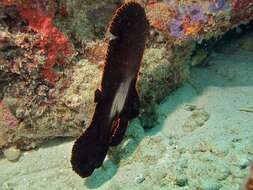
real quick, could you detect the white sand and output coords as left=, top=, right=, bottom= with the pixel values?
left=1, top=34, right=253, bottom=190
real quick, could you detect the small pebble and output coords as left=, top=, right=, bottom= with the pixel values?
left=238, top=156, right=251, bottom=169
left=217, top=165, right=231, bottom=180
left=175, top=175, right=188, bottom=187
left=3, top=147, right=21, bottom=161
left=135, top=174, right=145, bottom=184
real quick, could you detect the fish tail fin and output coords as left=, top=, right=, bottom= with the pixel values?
left=71, top=126, right=108, bottom=178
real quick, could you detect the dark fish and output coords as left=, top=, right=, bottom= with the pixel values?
left=71, top=1, right=149, bottom=178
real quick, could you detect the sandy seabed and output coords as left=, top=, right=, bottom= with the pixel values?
left=1, top=31, right=253, bottom=190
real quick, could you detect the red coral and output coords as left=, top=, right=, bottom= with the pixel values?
left=147, top=0, right=157, bottom=8
left=1, top=0, right=73, bottom=84
left=152, top=20, right=164, bottom=30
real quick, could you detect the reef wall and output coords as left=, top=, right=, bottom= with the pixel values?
left=0, top=0, right=252, bottom=151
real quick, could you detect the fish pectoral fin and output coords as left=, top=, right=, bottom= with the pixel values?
left=94, top=88, right=102, bottom=103
left=109, top=116, right=129, bottom=146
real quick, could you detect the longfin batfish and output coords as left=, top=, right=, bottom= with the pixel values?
left=71, top=1, right=149, bottom=178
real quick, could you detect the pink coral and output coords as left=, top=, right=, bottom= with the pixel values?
left=0, top=102, right=18, bottom=128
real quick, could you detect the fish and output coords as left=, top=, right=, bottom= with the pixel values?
left=71, top=1, right=149, bottom=178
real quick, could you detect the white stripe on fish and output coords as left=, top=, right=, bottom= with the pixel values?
left=109, top=77, right=132, bottom=120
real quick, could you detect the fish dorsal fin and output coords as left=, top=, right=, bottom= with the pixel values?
left=109, top=2, right=148, bottom=36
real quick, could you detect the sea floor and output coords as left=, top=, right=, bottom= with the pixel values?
left=1, top=31, right=253, bottom=190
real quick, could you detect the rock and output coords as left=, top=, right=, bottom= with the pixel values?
left=175, top=175, right=188, bottom=187
left=238, top=155, right=251, bottom=169
left=183, top=109, right=210, bottom=130
left=3, top=147, right=21, bottom=161
left=135, top=174, right=145, bottom=184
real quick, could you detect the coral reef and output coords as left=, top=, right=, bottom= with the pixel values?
left=0, top=1, right=80, bottom=150
left=0, top=0, right=252, bottom=151
left=63, top=0, right=118, bottom=41
left=147, top=0, right=253, bottom=42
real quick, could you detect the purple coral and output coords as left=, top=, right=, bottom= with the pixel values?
left=208, top=0, right=228, bottom=12
left=168, top=3, right=207, bottom=38
left=169, top=16, right=185, bottom=38
left=186, top=4, right=208, bottom=23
